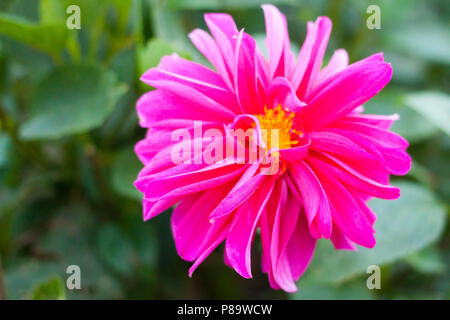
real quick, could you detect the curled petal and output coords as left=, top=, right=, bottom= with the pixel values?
left=267, top=77, right=306, bottom=112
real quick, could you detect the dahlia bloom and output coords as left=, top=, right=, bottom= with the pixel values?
left=135, top=4, right=411, bottom=292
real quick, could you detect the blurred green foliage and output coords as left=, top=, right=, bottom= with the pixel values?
left=0, top=0, right=448, bottom=300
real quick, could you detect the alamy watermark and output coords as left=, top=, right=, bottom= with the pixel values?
left=66, top=265, right=81, bottom=290
left=366, top=5, right=381, bottom=30
left=66, top=5, right=81, bottom=30
left=366, top=265, right=381, bottom=290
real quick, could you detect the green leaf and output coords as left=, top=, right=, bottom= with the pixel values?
left=405, top=246, right=446, bottom=275
left=108, top=0, right=133, bottom=32
left=5, top=262, right=60, bottom=299
left=0, top=0, right=14, bottom=11
left=111, top=146, right=143, bottom=201
left=300, top=182, right=446, bottom=285
left=19, top=64, right=127, bottom=140
left=126, top=219, right=159, bottom=271
left=38, top=205, right=123, bottom=299
left=0, top=13, right=68, bottom=60
left=291, top=279, right=372, bottom=300
left=149, top=0, right=199, bottom=60
left=388, top=23, right=450, bottom=65
left=5, top=0, right=39, bottom=22
left=384, top=52, right=425, bottom=85
left=0, top=133, right=12, bottom=167
left=111, top=45, right=137, bottom=84
left=95, top=223, right=135, bottom=275
left=39, top=0, right=66, bottom=25
left=404, top=91, right=450, bottom=136
left=0, top=36, right=54, bottom=80
left=30, top=275, right=66, bottom=300
left=150, top=0, right=187, bottom=47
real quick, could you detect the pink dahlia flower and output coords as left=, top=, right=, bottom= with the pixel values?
left=135, top=4, right=411, bottom=292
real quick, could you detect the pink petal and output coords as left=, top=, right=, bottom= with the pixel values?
left=172, top=185, right=231, bottom=261
left=291, top=17, right=332, bottom=99
left=204, top=13, right=239, bottom=79
left=330, top=223, right=357, bottom=250
left=266, top=77, right=306, bottom=112
left=188, top=214, right=232, bottom=277
left=305, top=53, right=385, bottom=102
left=225, top=176, right=276, bottom=278
left=270, top=180, right=301, bottom=291
left=343, top=113, right=399, bottom=130
left=326, top=127, right=411, bottom=176
left=278, top=138, right=311, bottom=161
left=142, top=196, right=180, bottom=221
left=309, top=162, right=376, bottom=248
left=262, top=4, right=291, bottom=79
left=300, top=61, right=393, bottom=131
left=140, top=161, right=245, bottom=201
left=259, top=205, right=280, bottom=290
left=285, top=211, right=317, bottom=280
left=289, top=161, right=332, bottom=239
left=309, top=130, right=384, bottom=170
left=314, top=48, right=349, bottom=86
left=350, top=188, right=377, bottom=225
left=142, top=54, right=240, bottom=113
left=209, top=163, right=262, bottom=220
left=332, top=120, right=408, bottom=149
left=189, top=29, right=234, bottom=90
left=136, top=89, right=234, bottom=127
left=308, top=152, right=400, bottom=200
left=234, top=30, right=262, bottom=114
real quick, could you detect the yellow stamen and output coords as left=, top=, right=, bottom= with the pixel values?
left=255, top=105, right=302, bottom=151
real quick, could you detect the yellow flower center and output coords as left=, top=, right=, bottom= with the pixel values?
left=255, top=105, right=302, bottom=151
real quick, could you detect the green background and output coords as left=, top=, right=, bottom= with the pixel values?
left=0, top=0, right=449, bottom=299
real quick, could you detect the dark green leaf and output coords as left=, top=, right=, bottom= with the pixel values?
left=111, top=146, right=142, bottom=201
left=20, top=64, right=127, bottom=140
left=38, top=205, right=123, bottom=299
left=95, top=223, right=135, bottom=275
left=0, top=133, right=12, bottom=167
left=405, top=246, right=446, bottom=275
left=291, top=279, right=372, bottom=300
left=0, top=13, right=68, bottom=59
left=5, top=262, right=60, bottom=299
